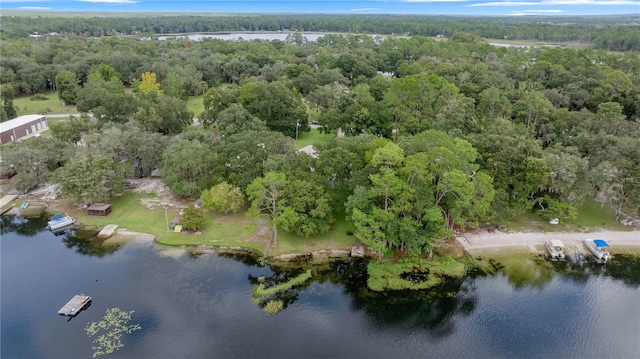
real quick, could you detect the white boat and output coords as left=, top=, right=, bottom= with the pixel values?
left=583, top=239, right=611, bottom=262
left=47, top=215, right=76, bottom=231
left=545, top=239, right=565, bottom=259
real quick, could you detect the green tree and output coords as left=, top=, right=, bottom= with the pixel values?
left=201, top=182, right=245, bottom=214
left=51, top=148, right=129, bottom=204
left=55, top=70, right=79, bottom=105
left=133, top=95, right=193, bottom=135
left=49, top=116, right=93, bottom=145
left=76, top=77, right=136, bottom=124
left=181, top=204, right=206, bottom=231
left=277, top=179, right=334, bottom=237
left=200, top=85, right=240, bottom=129
left=87, top=63, right=121, bottom=83
left=0, top=84, right=18, bottom=121
left=213, top=130, right=294, bottom=190
left=1, top=137, right=71, bottom=192
left=346, top=142, right=419, bottom=258
left=216, top=104, right=268, bottom=137
left=161, top=138, right=216, bottom=198
left=239, top=79, right=309, bottom=137
left=247, top=172, right=287, bottom=246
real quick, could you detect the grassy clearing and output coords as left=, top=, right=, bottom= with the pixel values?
left=295, top=128, right=327, bottom=150
left=186, top=95, right=204, bottom=117
left=566, top=198, right=627, bottom=230
left=497, top=198, right=630, bottom=233
left=14, top=91, right=77, bottom=116
left=272, top=218, right=355, bottom=256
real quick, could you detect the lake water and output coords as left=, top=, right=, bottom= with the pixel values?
left=157, top=33, right=328, bottom=41
left=2, top=215, right=639, bottom=358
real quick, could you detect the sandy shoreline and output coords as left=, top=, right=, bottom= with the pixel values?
left=457, top=229, right=640, bottom=255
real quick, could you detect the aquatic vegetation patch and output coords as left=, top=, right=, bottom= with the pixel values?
left=263, top=300, right=285, bottom=315
left=367, top=256, right=466, bottom=291
left=85, top=307, right=142, bottom=357
left=253, top=269, right=313, bottom=297
left=251, top=269, right=313, bottom=314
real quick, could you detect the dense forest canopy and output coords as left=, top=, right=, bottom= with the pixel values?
left=1, top=14, right=639, bottom=258
left=1, top=13, right=639, bottom=51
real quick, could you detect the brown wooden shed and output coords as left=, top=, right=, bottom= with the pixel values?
left=87, top=203, right=112, bottom=216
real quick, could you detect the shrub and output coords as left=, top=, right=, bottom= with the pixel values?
left=29, top=94, right=49, bottom=101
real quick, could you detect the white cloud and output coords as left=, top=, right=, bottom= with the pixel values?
left=511, top=9, right=564, bottom=14
left=400, top=0, right=471, bottom=2
left=78, top=0, right=138, bottom=4
left=351, top=8, right=379, bottom=11
left=470, top=1, right=536, bottom=5
left=471, top=0, right=640, bottom=6
left=19, top=6, right=52, bottom=10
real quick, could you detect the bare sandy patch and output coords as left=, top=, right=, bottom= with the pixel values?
left=457, top=229, right=640, bottom=255
left=128, top=178, right=189, bottom=210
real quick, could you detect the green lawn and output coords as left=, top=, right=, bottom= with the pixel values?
left=14, top=91, right=77, bottom=116
left=58, top=191, right=355, bottom=257
left=64, top=192, right=264, bottom=251
left=274, top=218, right=356, bottom=255
left=14, top=90, right=204, bottom=118
left=186, top=95, right=204, bottom=117
left=295, top=128, right=327, bottom=150
left=498, top=198, right=630, bottom=232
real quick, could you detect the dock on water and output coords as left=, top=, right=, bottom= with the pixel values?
left=58, top=295, right=91, bottom=316
left=97, top=224, right=118, bottom=239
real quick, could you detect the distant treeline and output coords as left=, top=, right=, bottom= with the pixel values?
left=1, top=13, right=639, bottom=51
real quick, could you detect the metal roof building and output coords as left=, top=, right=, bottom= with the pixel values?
left=0, top=115, right=48, bottom=145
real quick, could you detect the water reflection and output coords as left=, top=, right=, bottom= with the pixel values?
left=475, top=251, right=640, bottom=290
left=479, top=255, right=555, bottom=288
left=2, top=219, right=640, bottom=358
left=0, top=214, right=47, bottom=236
left=255, top=257, right=477, bottom=337
left=554, top=253, right=640, bottom=287
left=60, top=227, right=119, bottom=257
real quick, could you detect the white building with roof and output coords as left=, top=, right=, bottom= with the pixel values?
left=0, top=115, right=48, bottom=145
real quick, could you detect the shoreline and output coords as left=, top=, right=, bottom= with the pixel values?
left=457, top=229, right=640, bottom=256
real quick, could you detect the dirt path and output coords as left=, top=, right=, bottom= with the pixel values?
left=457, top=229, right=640, bottom=254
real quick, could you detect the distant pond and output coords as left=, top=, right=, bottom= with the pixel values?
left=1, top=214, right=639, bottom=358
left=157, top=32, right=329, bottom=41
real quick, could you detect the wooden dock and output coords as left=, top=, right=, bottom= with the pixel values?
left=58, top=295, right=91, bottom=316
left=97, top=224, right=118, bottom=239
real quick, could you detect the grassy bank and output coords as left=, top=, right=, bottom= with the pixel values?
left=51, top=190, right=355, bottom=257
left=497, top=198, right=630, bottom=233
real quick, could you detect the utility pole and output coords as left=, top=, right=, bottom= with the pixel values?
left=164, top=206, right=169, bottom=231
left=296, top=121, right=300, bottom=141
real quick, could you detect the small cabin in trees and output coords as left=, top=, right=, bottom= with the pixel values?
left=0, top=115, right=48, bottom=145
left=87, top=203, right=112, bottom=216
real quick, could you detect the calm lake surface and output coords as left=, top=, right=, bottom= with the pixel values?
left=2, top=215, right=639, bottom=359
left=157, top=33, right=329, bottom=41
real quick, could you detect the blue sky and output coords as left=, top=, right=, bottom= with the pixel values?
left=2, top=0, right=639, bottom=16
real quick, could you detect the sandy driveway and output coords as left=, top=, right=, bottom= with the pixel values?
left=457, top=229, right=640, bottom=254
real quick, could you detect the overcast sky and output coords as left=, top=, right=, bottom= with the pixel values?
left=2, top=0, right=639, bottom=16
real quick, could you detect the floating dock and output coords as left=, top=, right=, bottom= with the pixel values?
left=58, top=295, right=91, bottom=316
